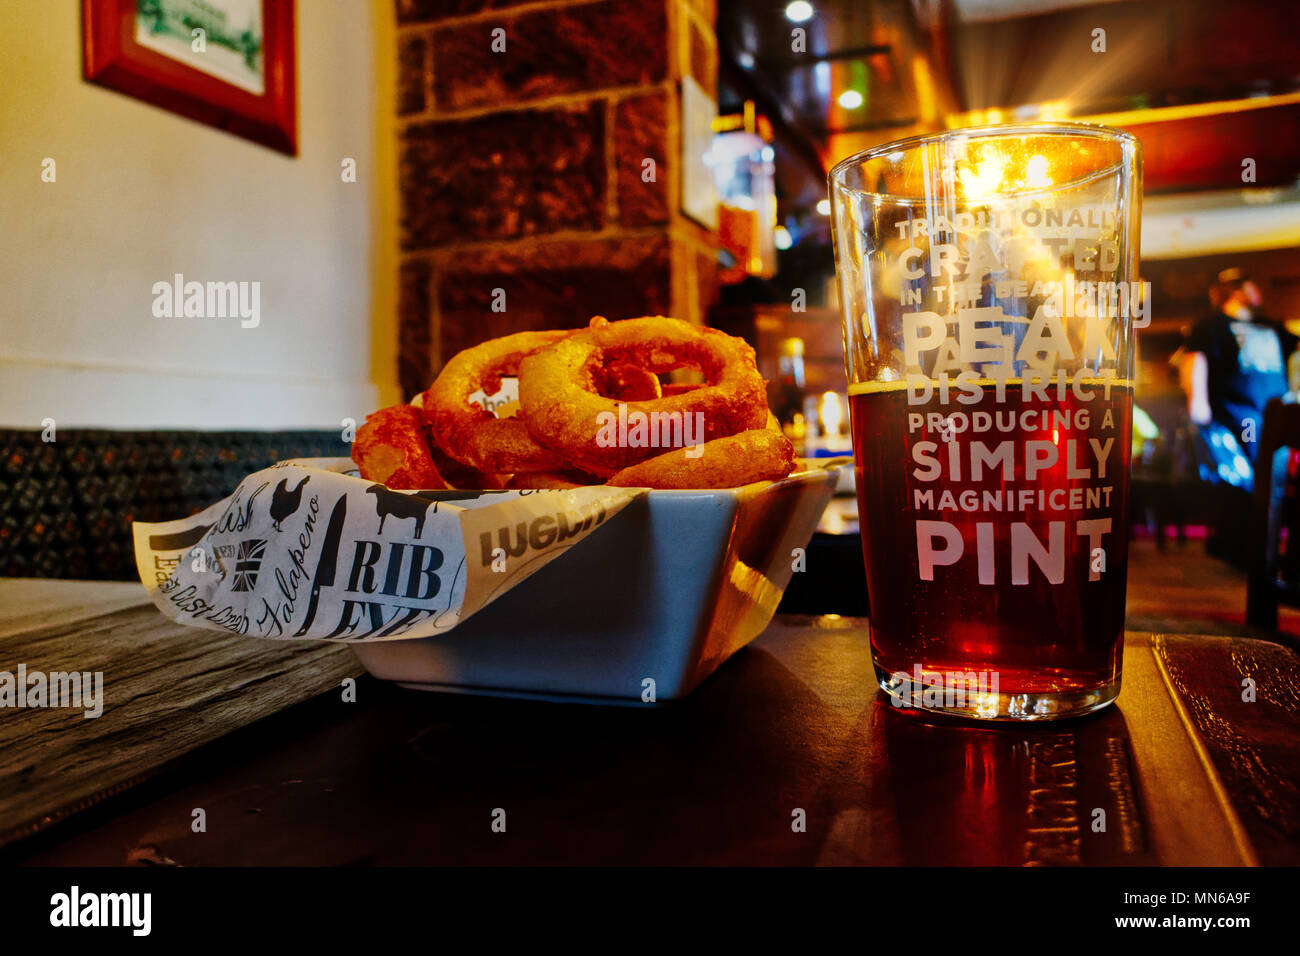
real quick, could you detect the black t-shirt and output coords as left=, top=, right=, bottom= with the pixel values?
left=1185, top=311, right=1296, bottom=434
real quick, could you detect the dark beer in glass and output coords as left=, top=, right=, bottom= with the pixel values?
left=830, top=124, right=1143, bottom=718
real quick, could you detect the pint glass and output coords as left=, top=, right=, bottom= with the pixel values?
left=829, top=123, right=1142, bottom=719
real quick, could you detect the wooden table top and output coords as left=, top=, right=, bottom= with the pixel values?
left=0, top=579, right=361, bottom=849
left=3, top=578, right=1297, bottom=866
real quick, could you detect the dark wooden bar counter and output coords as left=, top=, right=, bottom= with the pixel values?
left=2, top=574, right=1297, bottom=867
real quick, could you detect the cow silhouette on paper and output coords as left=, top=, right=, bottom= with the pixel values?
left=366, top=483, right=435, bottom=538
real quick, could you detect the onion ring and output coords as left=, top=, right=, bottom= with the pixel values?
left=351, top=405, right=447, bottom=490
left=606, top=428, right=795, bottom=489
left=421, top=329, right=572, bottom=473
left=601, top=363, right=662, bottom=401
left=518, top=316, right=768, bottom=475
left=428, top=442, right=509, bottom=490
left=505, top=470, right=597, bottom=490
left=590, top=317, right=664, bottom=401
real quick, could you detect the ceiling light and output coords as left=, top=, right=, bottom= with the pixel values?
left=816, top=198, right=831, bottom=216
left=785, top=2, right=814, bottom=23
left=837, top=90, right=864, bottom=110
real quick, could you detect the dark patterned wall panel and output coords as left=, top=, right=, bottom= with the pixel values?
left=0, top=430, right=350, bottom=582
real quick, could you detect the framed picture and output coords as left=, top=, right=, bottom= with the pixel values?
left=83, top=0, right=297, bottom=156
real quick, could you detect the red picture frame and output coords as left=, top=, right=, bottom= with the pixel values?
left=83, top=0, right=297, bottom=156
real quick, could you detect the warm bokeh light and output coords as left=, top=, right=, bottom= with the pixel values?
left=819, top=391, right=844, bottom=436
left=1025, top=154, right=1052, bottom=188
left=784, top=1, right=813, bottom=23
left=774, top=225, right=793, bottom=250
left=838, top=89, right=864, bottom=110
left=957, top=150, right=1007, bottom=199
left=910, top=54, right=940, bottom=125
left=816, top=198, right=831, bottom=215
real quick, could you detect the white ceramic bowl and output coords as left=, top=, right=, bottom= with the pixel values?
left=351, top=463, right=842, bottom=703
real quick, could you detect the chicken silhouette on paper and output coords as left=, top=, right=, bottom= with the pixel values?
left=269, top=476, right=310, bottom=531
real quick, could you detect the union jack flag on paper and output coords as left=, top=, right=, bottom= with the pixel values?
left=231, top=538, right=268, bottom=592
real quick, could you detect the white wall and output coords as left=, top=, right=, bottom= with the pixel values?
left=0, top=0, right=399, bottom=429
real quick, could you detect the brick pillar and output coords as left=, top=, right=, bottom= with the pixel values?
left=394, top=0, right=719, bottom=398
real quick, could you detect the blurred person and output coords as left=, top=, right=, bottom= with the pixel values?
left=1179, top=268, right=1295, bottom=563
left=1181, top=268, right=1293, bottom=456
